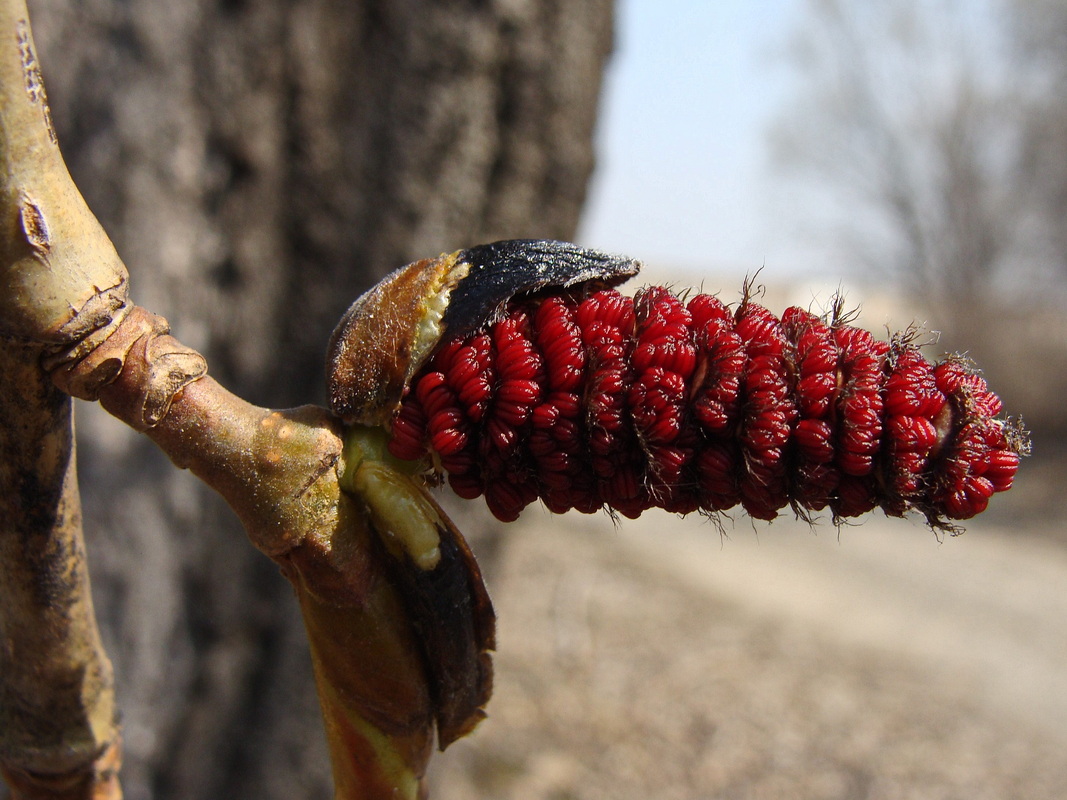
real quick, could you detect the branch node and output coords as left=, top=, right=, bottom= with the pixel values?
left=49, top=306, right=207, bottom=429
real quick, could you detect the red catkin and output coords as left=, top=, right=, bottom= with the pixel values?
left=387, top=287, right=1026, bottom=526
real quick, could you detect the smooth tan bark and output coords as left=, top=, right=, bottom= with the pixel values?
left=0, top=348, right=121, bottom=800
left=0, top=2, right=122, bottom=793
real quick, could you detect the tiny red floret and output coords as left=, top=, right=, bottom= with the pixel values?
left=388, top=287, right=1025, bottom=526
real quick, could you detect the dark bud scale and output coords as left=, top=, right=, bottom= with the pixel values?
left=388, top=286, right=1025, bottom=526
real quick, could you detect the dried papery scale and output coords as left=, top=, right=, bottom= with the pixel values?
left=385, top=282, right=1026, bottom=529
left=327, top=240, right=641, bottom=426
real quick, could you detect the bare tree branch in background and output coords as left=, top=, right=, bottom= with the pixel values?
left=1011, top=0, right=1067, bottom=281
left=771, top=0, right=1066, bottom=329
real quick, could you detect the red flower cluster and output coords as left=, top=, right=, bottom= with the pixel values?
left=388, top=286, right=1024, bottom=525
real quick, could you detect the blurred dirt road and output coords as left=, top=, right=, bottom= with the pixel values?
left=432, top=507, right=1067, bottom=799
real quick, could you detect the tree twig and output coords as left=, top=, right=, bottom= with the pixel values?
left=0, top=0, right=123, bottom=795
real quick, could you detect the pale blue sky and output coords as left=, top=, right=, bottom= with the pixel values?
left=580, top=0, right=820, bottom=280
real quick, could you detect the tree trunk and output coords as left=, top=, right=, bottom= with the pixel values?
left=26, top=1, right=614, bottom=797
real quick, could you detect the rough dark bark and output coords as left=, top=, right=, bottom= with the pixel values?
left=25, top=1, right=614, bottom=798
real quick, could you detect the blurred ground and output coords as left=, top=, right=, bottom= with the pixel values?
left=429, top=496, right=1067, bottom=799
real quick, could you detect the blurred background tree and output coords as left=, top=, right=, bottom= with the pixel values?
left=1012, top=0, right=1067, bottom=284
left=771, top=0, right=1067, bottom=444
left=27, top=1, right=613, bottom=797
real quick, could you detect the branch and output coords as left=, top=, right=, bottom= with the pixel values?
left=0, top=348, right=121, bottom=799
left=0, top=0, right=123, bottom=794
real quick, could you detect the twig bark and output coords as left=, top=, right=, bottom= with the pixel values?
left=0, top=349, right=120, bottom=799
left=0, top=0, right=123, bottom=796
left=47, top=304, right=440, bottom=798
